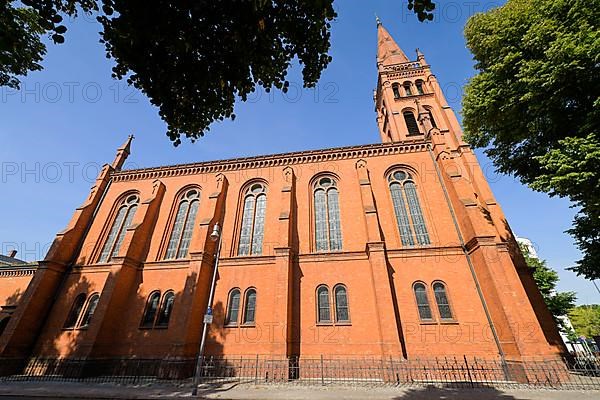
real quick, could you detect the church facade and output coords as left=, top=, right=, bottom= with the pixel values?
left=0, top=23, right=565, bottom=368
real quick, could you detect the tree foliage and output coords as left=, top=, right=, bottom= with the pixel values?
left=568, top=305, right=600, bottom=338
left=463, top=0, right=600, bottom=279
left=520, top=243, right=576, bottom=329
left=1, top=0, right=435, bottom=145
left=531, top=134, right=600, bottom=279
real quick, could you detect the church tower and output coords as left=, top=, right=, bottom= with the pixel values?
left=374, top=19, right=459, bottom=146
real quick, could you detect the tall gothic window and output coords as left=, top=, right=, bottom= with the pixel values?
left=317, top=285, right=331, bottom=323
left=392, top=83, right=401, bottom=99
left=243, top=289, right=257, bottom=324
left=388, top=170, right=430, bottom=246
left=413, top=283, right=433, bottom=320
left=403, top=111, right=421, bottom=136
left=238, top=183, right=267, bottom=256
left=165, top=188, right=201, bottom=259
left=334, top=285, right=350, bottom=322
left=63, top=293, right=87, bottom=329
left=99, top=194, right=139, bottom=263
left=424, top=107, right=437, bottom=128
left=313, top=177, right=342, bottom=252
left=141, top=291, right=161, bottom=328
left=79, top=293, right=100, bottom=329
left=226, top=289, right=241, bottom=325
left=403, top=82, right=413, bottom=96
left=433, top=282, right=453, bottom=320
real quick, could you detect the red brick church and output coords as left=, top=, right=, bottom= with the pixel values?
left=0, top=22, right=566, bottom=371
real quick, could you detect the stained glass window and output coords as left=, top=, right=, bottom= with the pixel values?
left=165, top=189, right=200, bottom=259
left=79, top=294, right=99, bottom=328
left=388, top=171, right=430, bottom=247
left=238, top=184, right=267, bottom=256
left=156, top=291, right=175, bottom=327
left=64, top=293, right=86, bottom=329
left=414, top=283, right=433, bottom=320
left=141, top=291, right=161, bottom=328
left=314, top=177, right=343, bottom=252
left=99, top=194, right=139, bottom=263
left=317, top=286, right=331, bottom=322
left=334, top=285, right=349, bottom=322
left=226, top=289, right=241, bottom=325
left=433, top=282, right=453, bottom=320
left=243, top=289, right=257, bottom=324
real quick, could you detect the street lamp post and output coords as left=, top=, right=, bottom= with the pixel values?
left=191, top=222, right=222, bottom=396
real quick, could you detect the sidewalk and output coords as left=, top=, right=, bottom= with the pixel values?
left=1, top=381, right=599, bottom=399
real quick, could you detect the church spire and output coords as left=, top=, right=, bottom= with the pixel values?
left=111, top=134, right=134, bottom=171
left=377, top=20, right=409, bottom=66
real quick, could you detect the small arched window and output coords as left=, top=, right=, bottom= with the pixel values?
left=388, top=170, right=430, bottom=246
left=413, top=283, right=433, bottom=321
left=316, top=285, right=331, bottom=323
left=238, top=183, right=267, bottom=256
left=156, top=291, right=175, bottom=327
left=433, top=282, right=453, bottom=320
left=64, top=293, right=87, bottom=329
left=392, top=83, right=401, bottom=99
left=165, top=188, right=201, bottom=259
left=141, top=291, right=161, bottom=328
left=99, top=194, right=139, bottom=263
left=79, top=293, right=100, bottom=329
left=403, top=111, right=421, bottom=136
left=415, top=80, right=425, bottom=95
left=313, top=177, right=343, bottom=252
left=334, top=285, right=350, bottom=322
left=243, top=289, right=257, bottom=324
left=226, top=289, right=241, bottom=325
left=0, top=317, right=10, bottom=336
left=404, top=82, right=413, bottom=96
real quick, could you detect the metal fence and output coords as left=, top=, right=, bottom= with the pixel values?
left=1, top=354, right=599, bottom=390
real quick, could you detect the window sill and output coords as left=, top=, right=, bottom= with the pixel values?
left=334, top=322, right=352, bottom=326
left=406, top=133, right=424, bottom=137
left=419, top=320, right=438, bottom=325
left=240, top=323, right=256, bottom=328
left=139, top=326, right=154, bottom=330
left=440, top=320, right=459, bottom=325
left=224, top=324, right=238, bottom=328
left=316, top=322, right=333, bottom=326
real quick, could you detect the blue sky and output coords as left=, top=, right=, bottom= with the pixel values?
left=0, top=0, right=597, bottom=304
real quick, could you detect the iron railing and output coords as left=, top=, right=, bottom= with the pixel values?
left=1, top=355, right=599, bottom=389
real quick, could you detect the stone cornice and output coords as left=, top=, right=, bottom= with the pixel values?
left=111, top=140, right=429, bottom=183
left=0, top=264, right=37, bottom=277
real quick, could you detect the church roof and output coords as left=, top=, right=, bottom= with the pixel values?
left=0, top=254, right=27, bottom=266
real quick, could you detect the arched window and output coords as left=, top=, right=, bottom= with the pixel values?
left=243, top=289, right=257, bottom=324
left=238, top=183, right=267, bottom=256
left=226, top=289, right=241, bottom=325
left=415, top=80, right=425, bottom=95
left=99, top=194, right=139, bottom=263
left=63, top=293, right=87, bottom=329
left=403, top=111, right=421, bottom=136
left=156, top=291, right=175, bottom=327
left=413, top=283, right=433, bottom=320
left=313, top=177, right=342, bottom=252
left=0, top=317, right=10, bottom=336
left=334, top=285, right=350, bottom=322
left=141, top=291, right=161, bottom=328
left=316, top=285, right=331, bottom=323
left=388, top=170, right=430, bottom=246
left=79, top=293, right=100, bottom=329
left=403, top=82, right=413, bottom=96
left=165, top=188, right=201, bottom=259
left=392, top=83, right=401, bottom=99
left=433, top=282, right=453, bottom=320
